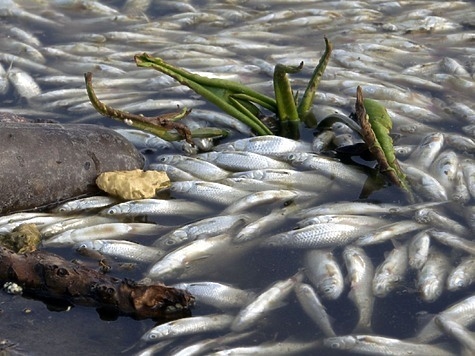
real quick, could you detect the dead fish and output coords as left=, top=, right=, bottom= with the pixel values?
left=214, top=135, right=311, bottom=156
left=447, top=255, right=475, bottom=292
left=414, top=295, right=475, bottom=343
left=171, top=281, right=255, bottom=310
left=263, top=222, right=369, bottom=249
left=416, top=246, right=451, bottom=303
left=7, top=67, right=41, bottom=99
left=170, top=181, right=249, bottom=206
left=343, top=245, right=375, bottom=333
left=296, top=283, right=337, bottom=339
left=303, top=249, right=345, bottom=300
left=198, top=151, right=292, bottom=171
left=372, top=241, right=409, bottom=298
left=146, top=234, right=232, bottom=280
left=231, top=271, right=303, bottom=332
left=141, top=314, right=234, bottom=342
left=154, top=214, right=248, bottom=249
left=44, top=222, right=163, bottom=246
left=435, top=315, right=475, bottom=356
left=76, top=239, right=163, bottom=263
left=323, top=334, right=454, bottom=355
left=101, top=199, right=213, bottom=217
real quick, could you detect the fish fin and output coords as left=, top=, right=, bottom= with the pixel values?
left=390, top=238, right=402, bottom=249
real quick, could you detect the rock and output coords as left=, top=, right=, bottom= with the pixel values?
left=0, top=122, right=144, bottom=214
left=96, top=169, right=170, bottom=200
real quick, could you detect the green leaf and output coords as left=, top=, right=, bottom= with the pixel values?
left=355, top=86, right=413, bottom=199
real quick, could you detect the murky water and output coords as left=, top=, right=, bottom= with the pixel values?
left=0, top=0, right=474, bottom=355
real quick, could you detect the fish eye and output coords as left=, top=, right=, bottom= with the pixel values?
left=166, top=239, right=175, bottom=246
left=149, top=334, right=157, bottom=340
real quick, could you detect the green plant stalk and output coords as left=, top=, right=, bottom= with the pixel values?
left=273, top=62, right=303, bottom=139
left=135, top=53, right=274, bottom=135
left=298, top=37, right=333, bottom=127
left=85, top=72, right=193, bottom=141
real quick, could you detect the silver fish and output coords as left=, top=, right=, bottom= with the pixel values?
left=303, top=249, right=345, bottom=300
left=297, top=214, right=386, bottom=229
left=0, top=212, right=51, bottom=226
left=155, top=154, right=230, bottom=181
left=148, top=163, right=199, bottom=181
left=171, top=281, right=255, bottom=310
left=435, top=316, right=475, bottom=356
left=76, top=239, right=163, bottom=263
left=222, top=189, right=299, bottom=214
left=430, top=150, right=459, bottom=193
left=44, top=223, right=162, bottom=246
left=399, top=162, right=448, bottom=202
left=406, top=132, right=444, bottom=170
left=408, top=229, right=432, bottom=270
left=40, top=215, right=116, bottom=238
left=231, top=272, right=303, bottom=332
left=230, top=169, right=333, bottom=192
left=414, top=295, right=475, bottom=343
left=263, top=222, right=369, bottom=249
left=429, top=230, right=475, bottom=255
left=417, top=246, right=451, bottom=303
left=323, top=334, right=454, bottom=355
left=295, top=282, right=337, bottom=337
left=52, top=196, right=119, bottom=214
left=7, top=67, right=41, bottom=99
left=101, top=199, right=213, bottom=217
left=280, top=152, right=368, bottom=187
left=170, top=181, right=249, bottom=206
left=154, top=214, right=248, bottom=249
left=452, top=169, right=471, bottom=203
left=460, top=159, right=475, bottom=199
left=447, top=255, right=475, bottom=292
left=219, top=177, right=284, bottom=192
left=146, top=234, right=231, bottom=280
left=198, top=151, right=291, bottom=171
left=343, top=245, right=375, bottom=333
left=0, top=215, right=67, bottom=235
left=233, top=201, right=304, bottom=244
left=415, top=208, right=470, bottom=237
left=141, top=314, right=234, bottom=343
left=373, top=242, right=409, bottom=297
left=114, top=128, right=174, bottom=150
left=355, top=221, right=425, bottom=246
left=214, top=136, right=311, bottom=156
left=312, top=130, right=335, bottom=153
left=211, top=339, right=321, bottom=355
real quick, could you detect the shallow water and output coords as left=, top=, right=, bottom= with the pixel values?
left=0, top=0, right=474, bottom=355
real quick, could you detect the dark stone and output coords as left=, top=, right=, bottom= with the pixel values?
left=0, top=122, right=144, bottom=214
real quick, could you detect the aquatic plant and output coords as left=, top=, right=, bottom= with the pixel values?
left=85, top=38, right=411, bottom=197
left=134, top=37, right=332, bottom=140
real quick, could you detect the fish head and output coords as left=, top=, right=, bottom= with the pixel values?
left=323, top=335, right=356, bottom=350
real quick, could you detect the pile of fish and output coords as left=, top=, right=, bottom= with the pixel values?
left=0, top=0, right=474, bottom=355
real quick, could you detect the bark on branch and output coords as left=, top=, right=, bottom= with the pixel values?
left=0, top=247, right=194, bottom=320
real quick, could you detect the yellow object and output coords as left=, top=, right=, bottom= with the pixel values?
left=96, top=169, right=170, bottom=200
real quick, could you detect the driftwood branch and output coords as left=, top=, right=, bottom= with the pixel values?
left=0, top=247, right=194, bottom=320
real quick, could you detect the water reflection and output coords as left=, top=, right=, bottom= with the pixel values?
left=0, top=0, right=474, bottom=355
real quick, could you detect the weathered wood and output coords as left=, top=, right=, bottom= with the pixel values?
left=0, top=246, right=194, bottom=320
